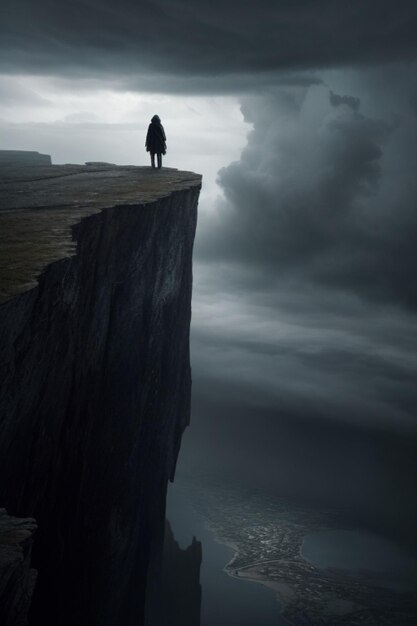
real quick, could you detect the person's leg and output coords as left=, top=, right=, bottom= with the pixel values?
left=157, top=153, right=162, bottom=168
left=151, top=153, right=156, bottom=168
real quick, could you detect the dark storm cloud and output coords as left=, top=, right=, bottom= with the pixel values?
left=197, top=80, right=417, bottom=309
left=1, top=0, right=417, bottom=89
left=114, top=71, right=322, bottom=95
left=329, top=90, right=360, bottom=111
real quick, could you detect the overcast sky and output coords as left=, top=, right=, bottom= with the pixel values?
left=2, top=0, right=417, bottom=547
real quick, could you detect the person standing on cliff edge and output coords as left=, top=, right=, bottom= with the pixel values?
left=145, top=114, right=167, bottom=169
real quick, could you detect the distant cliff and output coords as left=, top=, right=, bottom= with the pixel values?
left=0, top=150, right=52, bottom=166
left=0, top=165, right=201, bottom=625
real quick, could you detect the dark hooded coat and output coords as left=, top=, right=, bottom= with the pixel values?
left=145, top=116, right=167, bottom=155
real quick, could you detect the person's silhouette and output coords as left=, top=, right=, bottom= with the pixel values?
left=145, top=115, right=167, bottom=168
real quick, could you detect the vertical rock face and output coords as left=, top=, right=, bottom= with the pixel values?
left=0, top=166, right=201, bottom=625
left=0, top=509, right=37, bottom=626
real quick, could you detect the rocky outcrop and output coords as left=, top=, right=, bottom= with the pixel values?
left=0, top=165, right=201, bottom=625
left=0, top=509, right=37, bottom=626
left=160, top=522, right=202, bottom=626
left=0, top=150, right=52, bottom=166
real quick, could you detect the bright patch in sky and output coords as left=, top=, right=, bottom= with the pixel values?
left=0, top=74, right=249, bottom=209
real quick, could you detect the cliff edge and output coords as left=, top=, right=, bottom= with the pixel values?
left=0, top=164, right=201, bottom=625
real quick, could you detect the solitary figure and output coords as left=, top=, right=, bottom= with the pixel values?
left=145, top=114, right=167, bottom=168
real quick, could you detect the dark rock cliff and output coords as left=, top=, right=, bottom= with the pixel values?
left=0, top=165, right=201, bottom=625
left=0, top=150, right=52, bottom=166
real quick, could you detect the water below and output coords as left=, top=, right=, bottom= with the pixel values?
left=167, top=476, right=417, bottom=624
left=302, top=528, right=417, bottom=591
left=167, top=481, right=285, bottom=626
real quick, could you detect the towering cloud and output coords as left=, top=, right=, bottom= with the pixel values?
left=199, top=79, right=417, bottom=308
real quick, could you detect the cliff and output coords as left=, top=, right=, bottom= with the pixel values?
left=0, top=164, right=201, bottom=625
left=0, top=151, right=52, bottom=166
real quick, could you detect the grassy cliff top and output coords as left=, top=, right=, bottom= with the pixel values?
left=0, top=164, right=201, bottom=304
